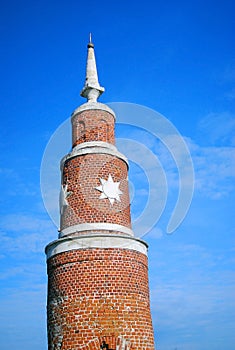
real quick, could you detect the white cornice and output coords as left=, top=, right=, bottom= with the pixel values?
left=71, top=102, right=116, bottom=120
left=60, top=141, right=128, bottom=169
left=74, top=141, right=117, bottom=152
left=45, top=234, right=148, bottom=259
left=59, top=223, right=134, bottom=238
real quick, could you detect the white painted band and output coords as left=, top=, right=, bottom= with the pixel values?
left=60, top=142, right=128, bottom=169
left=71, top=102, right=116, bottom=120
left=73, top=141, right=117, bottom=152
left=45, top=234, right=148, bottom=259
left=59, top=223, right=134, bottom=238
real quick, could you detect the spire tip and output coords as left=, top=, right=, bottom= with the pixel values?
left=81, top=35, right=104, bottom=102
left=88, top=33, right=94, bottom=48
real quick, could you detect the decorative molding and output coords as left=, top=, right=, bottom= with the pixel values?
left=45, top=234, right=148, bottom=259
left=59, top=223, right=134, bottom=238
left=73, top=141, right=117, bottom=152
left=71, top=102, right=116, bottom=120
left=60, top=142, right=128, bottom=169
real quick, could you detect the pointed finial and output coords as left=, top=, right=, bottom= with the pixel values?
left=88, top=32, right=94, bottom=48
left=80, top=35, right=104, bottom=102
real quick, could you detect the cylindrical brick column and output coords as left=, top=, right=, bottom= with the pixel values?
left=46, top=101, right=155, bottom=349
left=59, top=103, right=132, bottom=238
left=71, top=106, right=115, bottom=147
left=46, top=248, right=155, bottom=349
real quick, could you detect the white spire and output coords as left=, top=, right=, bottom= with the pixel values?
left=80, top=34, right=104, bottom=102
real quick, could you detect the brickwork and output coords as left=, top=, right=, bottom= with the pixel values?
left=46, top=41, right=155, bottom=350
left=72, top=109, right=115, bottom=147
left=47, top=248, right=155, bottom=349
left=60, top=153, right=131, bottom=232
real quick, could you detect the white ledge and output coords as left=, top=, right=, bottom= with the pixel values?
left=45, top=234, right=148, bottom=259
left=60, top=142, right=128, bottom=169
left=59, top=223, right=134, bottom=238
left=71, top=102, right=116, bottom=120
left=73, top=141, right=117, bottom=152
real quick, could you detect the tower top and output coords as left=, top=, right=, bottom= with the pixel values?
left=80, top=35, right=105, bottom=102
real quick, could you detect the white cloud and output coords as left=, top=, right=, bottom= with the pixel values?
left=145, top=226, right=163, bottom=239
left=1, top=214, right=51, bottom=232
left=197, top=112, right=235, bottom=146
left=149, top=243, right=235, bottom=349
left=189, top=143, right=235, bottom=199
left=0, top=214, right=56, bottom=254
left=0, top=266, right=24, bottom=280
left=0, top=167, right=38, bottom=197
left=123, top=126, right=234, bottom=202
left=0, top=285, right=47, bottom=350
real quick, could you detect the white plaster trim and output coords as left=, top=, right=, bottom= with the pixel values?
left=45, top=235, right=148, bottom=259
left=60, top=144, right=128, bottom=169
left=71, top=102, right=116, bottom=120
left=59, top=223, right=134, bottom=238
left=73, top=141, right=117, bottom=152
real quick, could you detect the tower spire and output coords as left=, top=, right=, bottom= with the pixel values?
left=80, top=34, right=104, bottom=102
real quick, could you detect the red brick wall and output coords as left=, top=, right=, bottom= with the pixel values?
left=47, top=248, right=155, bottom=349
left=47, top=106, right=155, bottom=349
left=60, top=153, right=131, bottom=231
left=72, top=109, right=115, bottom=147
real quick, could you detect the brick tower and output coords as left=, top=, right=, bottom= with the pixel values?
left=45, top=37, right=155, bottom=350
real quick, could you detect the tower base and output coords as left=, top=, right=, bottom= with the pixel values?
left=46, top=235, right=155, bottom=349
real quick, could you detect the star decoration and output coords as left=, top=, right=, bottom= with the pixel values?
left=95, top=174, right=123, bottom=205
left=59, top=184, right=73, bottom=215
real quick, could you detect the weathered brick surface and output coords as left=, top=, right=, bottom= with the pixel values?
left=47, top=248, right=155, bottom=349
left=47, top=104, right=155, bottom=349
left=72, top=109, right=115, bottom=147
left=60, top=153, right=131, bottom=231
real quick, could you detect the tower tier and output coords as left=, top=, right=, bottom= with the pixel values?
left=47, top=248, right=155, bottom=349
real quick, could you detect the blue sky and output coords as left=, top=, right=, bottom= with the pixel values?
left=0, top=0, right=234, bottom=349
